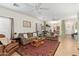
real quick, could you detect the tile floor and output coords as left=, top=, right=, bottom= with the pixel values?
left=11, top=36, right=79, bottom=56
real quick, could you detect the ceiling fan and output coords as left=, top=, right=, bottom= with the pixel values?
left=12, top=3, right=49, bottom=16
left=32, top=3, right=49, bottom=15
left=24, top=3, right=49, bottom=15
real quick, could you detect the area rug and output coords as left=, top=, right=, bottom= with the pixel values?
left=17, top=40, right=60, bottom=56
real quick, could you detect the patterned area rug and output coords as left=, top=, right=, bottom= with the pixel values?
left=17, top=40, right=60, bottom=56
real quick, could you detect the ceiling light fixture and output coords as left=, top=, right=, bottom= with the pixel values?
left=13, top=3, right=19, bottom=7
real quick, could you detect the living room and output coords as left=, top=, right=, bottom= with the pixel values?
left=0, top=3, right=79, bottom=56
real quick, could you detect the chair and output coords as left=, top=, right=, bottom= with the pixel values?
left=0, top=40, right=19, bottom=56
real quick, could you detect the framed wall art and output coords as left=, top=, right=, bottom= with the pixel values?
left=23, top=20, right=31, bottom=28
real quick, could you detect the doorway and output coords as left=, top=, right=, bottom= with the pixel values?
left=65, top=19, right=77, bottom=38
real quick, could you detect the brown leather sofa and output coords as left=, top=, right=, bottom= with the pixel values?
left=0, top=41, right=19, bottom=56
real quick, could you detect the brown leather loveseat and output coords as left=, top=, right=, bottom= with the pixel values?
left=0, top=41, right=19, bottom=56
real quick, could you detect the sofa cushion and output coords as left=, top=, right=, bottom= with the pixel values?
left=5, top=42, right=19, bottom=52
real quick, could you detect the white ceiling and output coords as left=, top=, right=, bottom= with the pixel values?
left=0, top=3, right=79, bottom=20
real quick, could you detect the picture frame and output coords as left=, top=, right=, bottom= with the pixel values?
left=23, top=20, right=31, bottom=27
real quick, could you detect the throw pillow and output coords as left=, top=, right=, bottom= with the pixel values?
left=33, top=33, right=37, bottom=37
left=24, top=34, right=28, bottom=38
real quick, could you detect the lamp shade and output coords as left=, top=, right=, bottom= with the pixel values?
left=0, top=34, right=5, bottom=38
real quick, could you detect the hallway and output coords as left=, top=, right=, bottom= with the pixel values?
left=55, top=36, right=79, bottom=56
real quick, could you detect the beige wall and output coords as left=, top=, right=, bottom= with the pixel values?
left=0, top=7, right=43, bottom=35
